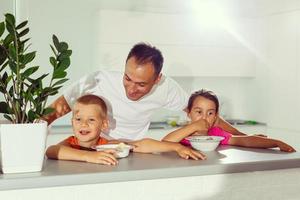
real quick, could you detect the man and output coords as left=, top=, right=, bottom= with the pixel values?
left=45, top=43, right=244, bottom=140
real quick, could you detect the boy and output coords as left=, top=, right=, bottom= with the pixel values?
left=46, top=95, right=206, bottom=165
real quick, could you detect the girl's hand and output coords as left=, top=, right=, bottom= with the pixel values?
left=83, top=149, right=118, bottom=165
left=191, top=119, right=210, bottom=134
left=176, top=145, right=206, bottom=160
left=277, top=142, right=296, bottom=152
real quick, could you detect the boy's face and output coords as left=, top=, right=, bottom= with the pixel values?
left=188, top=96, right=218, bottom=127
left=123, top=56, right=161, bottom=101
left=72, top=102, right=108, bottom=147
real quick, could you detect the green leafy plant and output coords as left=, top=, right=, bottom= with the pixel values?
left=0, top=13, right=71, bottom=123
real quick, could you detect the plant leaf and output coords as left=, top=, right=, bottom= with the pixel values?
left=49, top=56, right=56, bottom=68
left=53, top=70, right=67, bottom=79
left=0, top=60, right=8, bottom=72
left=16, top=20, right=28, bottom=30
left=57, top=57, right=70, bottom=70
left=5, top=13, right=15, bottom=26
left=2, top=71, right=8, bottom=85
left=27, top=73, right=48, bottom=84
left=57, top=50, right=72, bottom=61
left=22, top=51, right=36, bottom=65
left=52, top=78, right=68, bottom=87
left=0, top=22, right=5, bottom=37
left=3, top=114, right=13, bottom=122
left=5, top=13, right=15, bottom=34
left=52, top=35, right=60, bottom=51
left=21, top=38, right=30, bottom=45
left=18, top=28, right=29, bottom=38
left=50, top=44, right=57, bottom=57
left=58, top=42, right=68, bottom=52
left=8, top=60, right=17, bottom=74
left=3, top=34, right=14, bottom=47
left=22, top=66, right=39, bottom=78
left=18, top=27, right=29, bottom=38
left=42, top=107, right=54, bottom=115
left=0, top=45, right=7, bottom=65
left=27, top=109, right=35, bottom=123
left=8, top=43, right=17, bottom=61
left=0, top=101, right=10, bottom=114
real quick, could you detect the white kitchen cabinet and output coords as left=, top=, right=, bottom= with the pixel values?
left=96, top=10, right=257, bottom=77
left=15, top=2, right=257, bottom=77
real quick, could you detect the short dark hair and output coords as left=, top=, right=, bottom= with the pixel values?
left=76, top=94, right=107, bottom=118
left=126, top=42, right=164, bottom=76
left=187, top=89, right=219, bottom=113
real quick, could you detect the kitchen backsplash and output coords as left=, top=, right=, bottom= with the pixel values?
left=150, top=76, right=260, bottom=123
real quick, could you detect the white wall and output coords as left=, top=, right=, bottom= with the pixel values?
left=13, top=0, right=263, bottom=126
left=16, top=0, right=100, bottom=98
left=254, top=1, right=300, bottom=131
left=0, top=0, right=14, bottom=16
left=12, top=0, right=300, bottom=131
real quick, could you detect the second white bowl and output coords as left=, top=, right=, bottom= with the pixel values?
left=187, top=136, right=224, bottom=151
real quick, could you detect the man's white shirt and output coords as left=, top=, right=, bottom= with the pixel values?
left=64, top=70, right=188, bottom=140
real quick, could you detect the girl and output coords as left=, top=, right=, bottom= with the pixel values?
left=163, top=89, right=295, bottom=152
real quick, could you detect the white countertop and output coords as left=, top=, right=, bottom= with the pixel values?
left=1, top=145, right=300, bottom=191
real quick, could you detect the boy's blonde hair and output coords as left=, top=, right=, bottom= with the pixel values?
left=76, top=94, right=107, bottom=118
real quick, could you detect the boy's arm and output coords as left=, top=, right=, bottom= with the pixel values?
left=42, top=96, right=72, bottom=125
left=162, top=119, right=209, bottom=142
left=130, top=138, right=206, bottom=160
left=46, top=140, right=118, bottom=165
left=228, top=135, right=296, bottom=152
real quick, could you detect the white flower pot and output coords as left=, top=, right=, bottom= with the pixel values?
left=0, top=120, right=47, bottom=173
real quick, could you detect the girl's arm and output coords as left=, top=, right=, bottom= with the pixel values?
left=129, top=138, right=206, bottom=160
left=46, top=140, right=118, bottom=165
left=228, top=135, right=296, bottom=152
left=215, top=116, right=246, bottom=135
left=162, top=119, right=210, bottom=142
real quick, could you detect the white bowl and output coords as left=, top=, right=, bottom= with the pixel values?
left=187, top=136, right=224, bottom=151
left=94, top=143, right=132, bottom=158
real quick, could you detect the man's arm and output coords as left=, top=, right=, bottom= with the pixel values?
left=43, top=95, right=71, bottom=125
left=129, top=138, right=206, bottom=160
left=215, top=116, right=246, bottom=135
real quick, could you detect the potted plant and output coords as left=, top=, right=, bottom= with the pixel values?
left=0, top=13, right=72, bottom=173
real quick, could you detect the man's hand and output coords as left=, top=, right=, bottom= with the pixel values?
left=43, top=96, right=71, bottom=125
left=130, top=139, right=156, bottom=153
